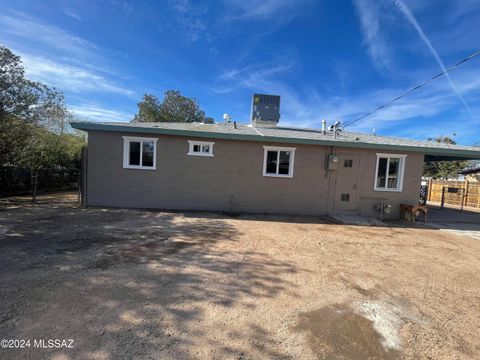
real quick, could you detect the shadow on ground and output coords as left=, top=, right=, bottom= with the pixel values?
left=0, top=194, right=300, bottom=359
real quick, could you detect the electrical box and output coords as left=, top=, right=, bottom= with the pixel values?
left=327, top=155, right=339, bottom=170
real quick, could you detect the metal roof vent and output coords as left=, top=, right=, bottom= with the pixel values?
left=251, top=94, right=280, bottom=127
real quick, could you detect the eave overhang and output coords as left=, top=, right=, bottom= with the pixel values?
left=70, top=122, right=480, bottom=161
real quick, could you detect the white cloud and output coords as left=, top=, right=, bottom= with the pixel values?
left=352, top=0, right=394, bottom=70
left=169, top=0, right=209, bottom=42
left=0, top=11, right=95, bottom=59
left=20, top=53, right=135, bottom=98
left=213, top=56, right=480, bottom=144
left=393, top=0, right=474, bottom=118
left=214, top=61, right=295, bottom=93
left=223, top=0, right=311, bottom=20
left=0, top=11, right=135, bottom=100
left=69, top=104, right=133, bottom=122
left=63, top=10, right=83, bottom=21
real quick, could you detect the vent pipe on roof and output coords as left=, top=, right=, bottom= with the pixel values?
left=322, top=120, right=327, bottom=134
left=223, top=113, right=231, bottom=125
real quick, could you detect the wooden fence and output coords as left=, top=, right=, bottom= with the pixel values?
left=427, top=180, right=480, bottom=209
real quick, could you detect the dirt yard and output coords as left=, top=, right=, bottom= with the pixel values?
left=1, top=193, right=479, bottom=360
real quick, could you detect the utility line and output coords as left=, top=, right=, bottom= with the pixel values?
left=343, top=49, right=480, bottom=128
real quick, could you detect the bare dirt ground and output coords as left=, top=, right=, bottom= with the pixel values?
left=1, top=192, right=479, bottom=360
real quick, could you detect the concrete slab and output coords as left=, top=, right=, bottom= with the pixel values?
left=329, top=214, right=387, bottom=227
left=426, top=206, right=480, bottom=241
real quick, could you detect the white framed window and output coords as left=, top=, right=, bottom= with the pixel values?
left=374, top=153, right=407, bottom=192
left=122, top=136, right=157, bottom=170
left=187, top=140, right=214, bottom=157
left=262, top=146, right=296, bottom=178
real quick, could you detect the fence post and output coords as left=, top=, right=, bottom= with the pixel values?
left=428, top=178, right=432, bottom=202
left=31, top=170, right=38, bottom=204
left=464, top=180, right=469, bottom=208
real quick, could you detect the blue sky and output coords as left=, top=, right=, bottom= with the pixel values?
left=1, top=0, right=479, bottom=145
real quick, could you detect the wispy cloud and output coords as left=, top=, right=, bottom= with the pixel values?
left=19, top=53, right=135, bottom=98
left=215, top=59, right=480, bottom=144
left=63, top=10, right=83, bottom=21
left=223, top=0, right=311, bottom=21
left=393, top=0, right=474, bottom=118
left=214, top=61, right=295, bottom=93
left=169, top=0, right=209, bottom=42
left=0, top=11, right=135, bottom=101
left=0, top=11, right=95, bottom=59
left=352, top=0, right=393, bottom=70
left=69, top=104, right=133, bottom=122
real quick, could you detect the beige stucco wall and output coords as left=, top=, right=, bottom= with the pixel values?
left=86, top=130, right=424, bottom=219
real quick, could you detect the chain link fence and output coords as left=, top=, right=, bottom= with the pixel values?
left=0, top=165, right=79, bottom=198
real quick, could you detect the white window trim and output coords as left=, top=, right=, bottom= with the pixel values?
left=373, top=153, right=407, bottom=192
left=122, top=136, right=158, bottom=170
left=262, top=146, right=296, bottom=178
left=187, top=140, right=214, bottom=157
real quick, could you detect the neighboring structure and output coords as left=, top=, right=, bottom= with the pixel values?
left=458, top=166, right=480, bottom=182
left=71, top=96, right=480, bottom=219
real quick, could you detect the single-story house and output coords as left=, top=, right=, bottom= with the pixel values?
left=71, top=120, right=480, bottom=219
left=458, top=166, right=480, bottom=182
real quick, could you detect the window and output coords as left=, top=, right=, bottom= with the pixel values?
left=374, top=153, right=407, bottom=192
left=344, top=159, right=353, bottom=168
left=341, top=193, right=350, bottom=202
left=262, top=146, right=296, bottom=177
left=187, top=141, right=214, bottom=157
left=123, top=136, right=157, bottom=170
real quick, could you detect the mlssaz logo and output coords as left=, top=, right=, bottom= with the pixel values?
left=34, top=339, right=74, bottom=349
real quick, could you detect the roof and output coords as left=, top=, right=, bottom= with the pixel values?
left=459, top=166, right=480, bottom=175
left=70, top=121, right=480, bottom=161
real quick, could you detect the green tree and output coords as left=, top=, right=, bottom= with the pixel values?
left=0, top=45, right=64, bottom=124
left=133, top=93, right=162, bottom=122
left=423, top=136, right=469, bottom=179
left=1, top=46, right=86, bottom=165
left=134, top=90, right=207, bottom=123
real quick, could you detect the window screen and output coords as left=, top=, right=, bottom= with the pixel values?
left=129, top=141, right=141, bottom=166
left=142, top=141, right=154, bottom=167
left=376, top=157, right=387, bottom=188
left=278, top=151, right=290, bottom=175
left=266, top=151, right=278, bottom=174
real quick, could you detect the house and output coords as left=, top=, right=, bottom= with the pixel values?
left=458, top=166, right=480, bottom=182
left=70, top=97, right=480, bottom=220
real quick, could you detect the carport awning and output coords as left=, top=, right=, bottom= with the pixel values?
left=425, top=153, right=480, bottom=161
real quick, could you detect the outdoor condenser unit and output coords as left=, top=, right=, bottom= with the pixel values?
left=251, top=94, right=281, bottom=126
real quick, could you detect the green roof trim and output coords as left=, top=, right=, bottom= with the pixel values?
left=70, top=121, right=480, bottom=160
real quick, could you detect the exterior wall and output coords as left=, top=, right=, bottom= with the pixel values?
left=86, top=130, right=424, bottom=219
left=337, top=149, right=425, bottom=218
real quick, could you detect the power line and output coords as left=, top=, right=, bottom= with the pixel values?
left=343, top=49, right=480, bottom=128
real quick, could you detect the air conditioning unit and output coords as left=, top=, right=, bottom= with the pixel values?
left=251, top=94, right=280, bottom=127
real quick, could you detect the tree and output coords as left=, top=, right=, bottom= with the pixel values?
left=0, top=45, right=78, bottom=166
left=0, top=45, right=64, bottom=124
left=133, top=94, right=162, bottom=122
left=423, top=136, right=469, bottom=179
left=133, top=90, right=207, bottom=123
